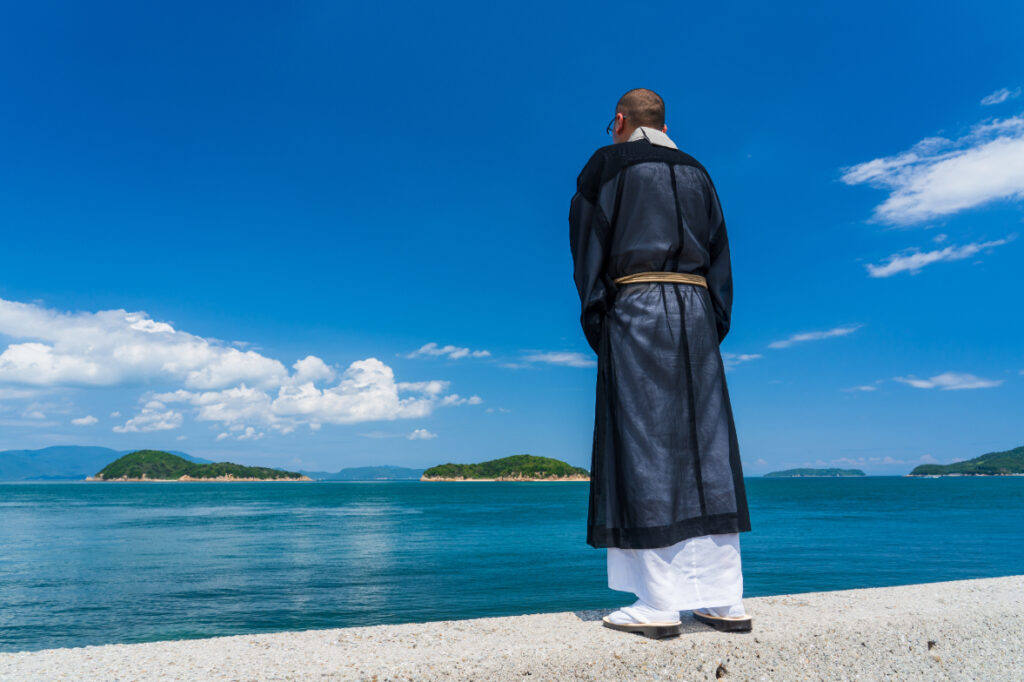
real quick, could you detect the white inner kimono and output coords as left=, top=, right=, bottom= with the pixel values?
left=605, top=126, right=745, bottom=613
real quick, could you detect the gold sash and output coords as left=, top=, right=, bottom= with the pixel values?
left=613, top=271, right=707, bottom=289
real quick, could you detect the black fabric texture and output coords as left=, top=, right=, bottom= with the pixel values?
left=568, top=138, right=750, bottom=550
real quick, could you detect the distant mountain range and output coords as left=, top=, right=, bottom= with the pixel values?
left=764, top=468, right=866, bottom=478
left=0, top=445, right=423, bottom=481
left=298, top=465, right=425, bottom=481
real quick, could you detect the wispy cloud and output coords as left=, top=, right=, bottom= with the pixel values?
left=0, top=387, right=42, bottom=400
left=768, top=325, right=861, bottom=349
left=216, top=426, right=263, bottom=442
left=440, top=394, right=483, bottom=406
left=520, top=352, right=596, bottom=368
left=866, top=236, right=1014, bottom=277
left=357, top=430, right=404, bottom=439
left=981, top=87, right=1021, bottom=106
left=407, top=428, right=437, bottom=440
left=402, top=342, right=491, bottom=360
left=721, top=353, right=763, bottom=371
left=894, top=372, right=1003, bottom=390
left=843, top=385, right=878, bottom=392
left=840, top=114, right=1024, bottom=224
left=71, top=415, right=98, bottom=426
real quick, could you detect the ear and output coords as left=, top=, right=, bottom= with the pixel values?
left=662, top=124, right=668, bottom=133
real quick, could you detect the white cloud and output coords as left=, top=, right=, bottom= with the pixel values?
left=981, top=87, right=1021, bottom=106
left=0, top=296, right=477, bottom=437
left=236, top=426, right=263, bottom=441
left=0, top=297, right=287, bottom=388
left=146, top=358, right=469, bottom=434
left=407, top=428, right=437, bottom=440
left=290, top=356, right=335, bottom=384
left=403, top=342, right=491, bottom=360
left=866, top=236, right=1014, bottom=277
left=110, top=411, right=121, bottom=418
left=840, top=114, right=1024, bottom=224
left=894, top=372, right=1003, bottom=390
left=721, top=353, right=762, bottom=371
left=113, top=401, right=184, bottom=432
left=768, top=325, right=861, bottom=349
left=843, top=385, right=878, bottom=392
left=521, top=352, right=597, bottom=368
left=71, top=415, right=98, bottom=426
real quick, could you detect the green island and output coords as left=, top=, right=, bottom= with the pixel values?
left=86, top=450, right=312, bottom=481
left=764, top=468, right=866, bottom=478
left=421, top=454, right=589, bottom=481
left=909, top=444, right=1024, bottom=476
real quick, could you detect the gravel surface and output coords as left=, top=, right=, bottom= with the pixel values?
left=3, top=574, right=1021, bottom=681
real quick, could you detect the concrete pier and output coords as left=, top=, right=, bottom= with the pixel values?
left=2, top=575, right=1021, bottom=681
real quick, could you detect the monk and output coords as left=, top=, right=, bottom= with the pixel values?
left=568, top=88, right=752, bottom=638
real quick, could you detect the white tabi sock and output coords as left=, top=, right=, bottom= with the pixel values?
left=606, top=598, right=681, bottom=625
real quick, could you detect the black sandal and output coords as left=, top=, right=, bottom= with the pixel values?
left=602, top=615, right=683, bottom=639
left=692, top=609, right=752, bottom=632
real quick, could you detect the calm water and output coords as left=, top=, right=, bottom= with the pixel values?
left=1, top=477, right=1022, bottom=653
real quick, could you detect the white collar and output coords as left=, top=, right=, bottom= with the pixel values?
left=628, top=126, right=678, bottom=149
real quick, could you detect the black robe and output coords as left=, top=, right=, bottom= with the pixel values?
left=569, top=138, right=751, bottom=550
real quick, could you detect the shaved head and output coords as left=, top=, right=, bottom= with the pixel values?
left=615, top=88, right=665, bottom=130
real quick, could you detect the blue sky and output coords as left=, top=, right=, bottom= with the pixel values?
left=1, top=1, right=1022, bottom=474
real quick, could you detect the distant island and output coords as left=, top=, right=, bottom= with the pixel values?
left=909, top=445, right=1024, bottom=476
left=764, top=468, right=866, bottom=478
left=86, top=450, right=312, bottom=481
left=299, top=465, right=425, bottom=481
left=421, top=455, right=589, bottom=481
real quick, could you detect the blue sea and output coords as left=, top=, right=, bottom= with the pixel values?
left=2, top=477, right=1022, bottom=653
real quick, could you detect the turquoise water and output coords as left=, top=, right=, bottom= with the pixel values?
left=1, top=477, right=1022, bottom=653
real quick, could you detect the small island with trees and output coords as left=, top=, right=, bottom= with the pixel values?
left=764, top=468, right=866, bottom=478
left=908, top=445, right=1024, bottom=476
left=86, top=450, right=312, bottom=481
left=421, top=454, right=589, bottom=481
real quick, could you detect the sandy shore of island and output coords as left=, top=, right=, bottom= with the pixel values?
left=84, top=475, right=313, bottom=482
left=420, top=475, right=590, bottom=482
left=3, top=574, right=1021, bottom=680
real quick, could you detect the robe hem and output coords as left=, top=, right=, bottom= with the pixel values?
left=587, top=513, right=750, bottom=550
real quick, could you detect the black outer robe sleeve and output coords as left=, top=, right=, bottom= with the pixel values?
left=568, top=187, right=615, bottom=354
left=703, top=176, right=733, bottom=343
